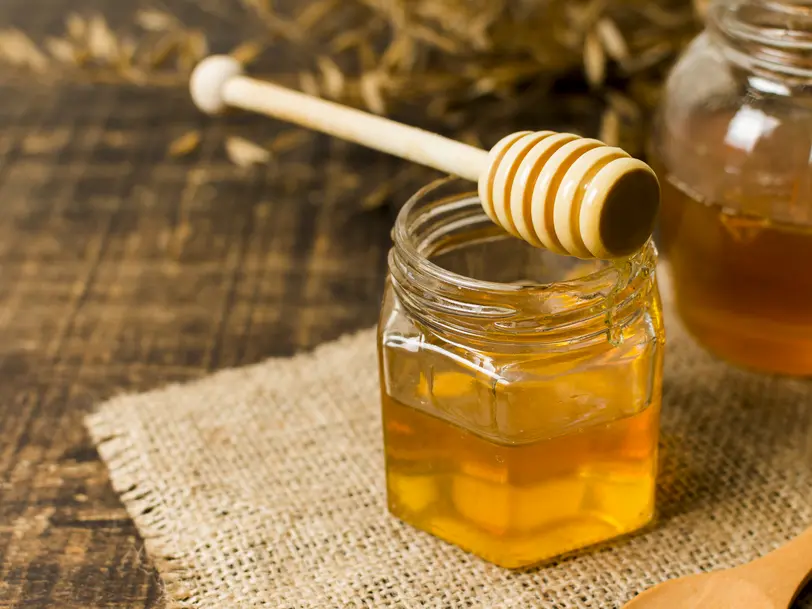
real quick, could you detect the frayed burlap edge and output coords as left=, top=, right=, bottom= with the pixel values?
left=85, top=328, right=375, bottom=608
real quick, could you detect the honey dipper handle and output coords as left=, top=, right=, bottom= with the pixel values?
left=191, top=56, right=489, bottom=181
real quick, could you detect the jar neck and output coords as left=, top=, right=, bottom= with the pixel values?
left=389, top=178, right=659, bottom=348
left=708, top=0, right=812, bottom=86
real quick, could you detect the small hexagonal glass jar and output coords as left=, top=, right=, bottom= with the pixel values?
left=377, top=177, right=665, bottom=568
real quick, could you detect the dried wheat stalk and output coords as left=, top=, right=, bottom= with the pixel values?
left=0, top=0, right=702, bottom=167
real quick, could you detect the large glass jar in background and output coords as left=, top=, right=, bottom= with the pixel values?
left=377, top=177, right=665, bottom=569
left=650, top=0, right=812, bottom=375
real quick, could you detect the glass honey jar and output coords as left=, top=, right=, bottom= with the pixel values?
left=650, top=0, right=812, bottom=375
left=377, top=177, right=665, bottom=568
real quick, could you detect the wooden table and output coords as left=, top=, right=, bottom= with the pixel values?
left=0, top=76, right=422, bottom=607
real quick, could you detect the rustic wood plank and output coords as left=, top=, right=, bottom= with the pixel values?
left=0, top=80, right=405, bottom=608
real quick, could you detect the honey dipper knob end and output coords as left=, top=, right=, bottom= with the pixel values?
left=582, top=158, right=661, bottom=259
left=190, top=55, right=243, bottom=115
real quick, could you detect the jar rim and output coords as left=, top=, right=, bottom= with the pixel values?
left=707, top=0, right=812, bottom=81
left=392, top=175, right=655, bottom=296
left=388, top=176, right=659, bottom=345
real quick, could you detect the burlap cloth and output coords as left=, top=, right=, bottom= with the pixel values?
left=85, top=265, right=812, bottom=608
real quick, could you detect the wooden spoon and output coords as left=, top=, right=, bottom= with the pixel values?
left=623, top=526, right=812, bottom=609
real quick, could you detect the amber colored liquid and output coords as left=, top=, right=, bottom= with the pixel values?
left=657, top=171, right=812, bottom=375
left=382, top=383, right=659, bottom=568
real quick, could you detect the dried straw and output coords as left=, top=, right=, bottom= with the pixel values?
left=0, top=0, right=702, bottom=165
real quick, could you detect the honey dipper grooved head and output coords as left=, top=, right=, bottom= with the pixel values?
left=478, top=131, right=660, bottom=259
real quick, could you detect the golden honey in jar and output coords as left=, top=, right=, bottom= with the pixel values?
left=651, top=0, right=812, bottom=375
left=377, top=177, right=665, bottom=568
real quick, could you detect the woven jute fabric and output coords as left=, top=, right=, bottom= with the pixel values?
left=85, top=265, right=812, bottom=608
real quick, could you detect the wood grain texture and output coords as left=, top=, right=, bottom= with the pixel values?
left=0, top=79, right=428, bottom=608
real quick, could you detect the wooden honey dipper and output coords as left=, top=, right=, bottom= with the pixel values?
left=191, top=55, right=660, bottom=259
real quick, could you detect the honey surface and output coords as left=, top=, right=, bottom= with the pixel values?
left=380, top=354, right=660, bottom=568
left=655, top=159, right=812, bottom=375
